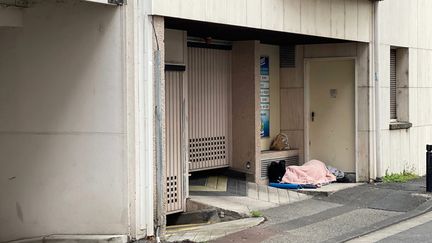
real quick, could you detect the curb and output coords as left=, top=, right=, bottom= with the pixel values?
left=330, top=198, right=432, bottom=243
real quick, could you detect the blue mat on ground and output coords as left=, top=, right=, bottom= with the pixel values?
left=269, top=182, right=318, bottom=190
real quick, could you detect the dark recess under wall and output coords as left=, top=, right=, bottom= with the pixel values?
left=165, top=17, right=353, bottom=46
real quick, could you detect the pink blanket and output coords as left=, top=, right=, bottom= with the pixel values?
left=282, top=160, right=336, bottom=185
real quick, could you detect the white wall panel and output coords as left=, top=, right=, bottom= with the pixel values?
left=379, top=45, right=390, bottom=88
left=283, top=0, right=301, bottom=33
left=316, top=0, right=332, bottom=37
left=380, top=129, right=390, bottom=174
left=357, top=43, right=370, bottom=87
left=417, top=49, right=432, bottom=88
left=300, top=0, right=316, bottom=35
left=409, top=48, right=418, bottom=88
left=379, top=87, right=390, bottom=129
left=0, top=134, right=127, bottom=241
left=416, top=88, right=426, bottom=126
left=356, top=0, right=371, bottom=42
left=262, top=0, right=284, bottom=31
left=358, top=87, right=370, bottom=131
left=409, top=88, right=418, bottom=125
left=246, top=0, right=262, bottom=28
left=389, top=131, right=402, bottom=173
left=331, top=0, right=345, bottom=38
left=380, top=0, right=411, bottom=47
left=152, top=0, right=372, bottom=42
left=357, top=131, right=370, bottom=181
left=344, top=0, right=358, bottom=40
left=0, top=1, right=127, bottom=241
left=408, top=128, right=420, bottom=174
left=179, top=0, right=204, bottom=21
left=416, top=126, right=429, bottom=174
left=417, top=0, right=432, bottom=49
left=227, top=0, right=247, bottom=26
left=408, top=0, right=418, bottom=47
left=0, top=5, right=123, bottom=134
left=205, top=0, right=227, bottom=23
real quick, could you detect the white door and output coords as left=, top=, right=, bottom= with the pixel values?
left=307, top=59, right=355, bottom=172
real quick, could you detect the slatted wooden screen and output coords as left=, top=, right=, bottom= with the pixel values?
left=390, top=48, right=397, bottom=120
left=165, top=71, right=185, bottom=214
left=187, top=47, right=231, bottom=171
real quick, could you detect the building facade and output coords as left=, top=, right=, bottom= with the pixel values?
left=1, top=0, right=431, bottom=241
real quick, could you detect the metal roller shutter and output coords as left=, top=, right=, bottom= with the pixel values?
left=188, top=47, right=231, bottom=172
left=165, top=71, right=185, bottom=214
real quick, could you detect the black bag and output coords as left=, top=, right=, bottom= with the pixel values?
left=268, top=160, right=286, bottom=183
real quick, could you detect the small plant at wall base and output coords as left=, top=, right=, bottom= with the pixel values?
left=383, top=170, right=419, bottom=183
left=250, top=210, right=263, bottom=217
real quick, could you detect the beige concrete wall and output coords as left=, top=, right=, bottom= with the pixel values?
left=377, top=0, right=432, bottom=176
left=280, top=43, right=370, bottom=181
left=0, top=7, right=23, bottom=27
left=259, top=44, right=280, bottom=151
left=280, top=46, right=306, bottom=164
left=231, top=41, right=260, bottom=177
left=0, top=1, right=129, bottom=241
left=152, top=0, right=372, bottom=42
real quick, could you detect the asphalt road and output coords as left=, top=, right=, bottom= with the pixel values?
left=212, top=178, right=432, bottom=243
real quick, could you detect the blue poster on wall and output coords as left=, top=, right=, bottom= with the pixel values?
left=260, top=56, right=270, bottom=138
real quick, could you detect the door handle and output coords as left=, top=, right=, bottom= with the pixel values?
left=311, top=112, right=315, bottom=122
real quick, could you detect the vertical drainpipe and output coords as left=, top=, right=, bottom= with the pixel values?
left=373, top=0, right=382, bottom=180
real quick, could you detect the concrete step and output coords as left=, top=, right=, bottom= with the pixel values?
left=190, top=194, right=280, bottom=216
left=245, top=181, right=311, bottom=205
left=298, top=183, right=364, bottom=197
left=190, top=176, right=312, bottom=206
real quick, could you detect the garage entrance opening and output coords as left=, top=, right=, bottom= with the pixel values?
left=164, top=18, right=361, bottom=216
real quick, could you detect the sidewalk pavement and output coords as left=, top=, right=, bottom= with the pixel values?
left=211, top=177, right=432, bottom=243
